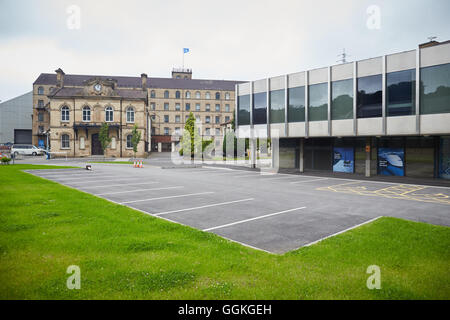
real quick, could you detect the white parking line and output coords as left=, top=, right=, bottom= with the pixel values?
left=155, top=198, right=254, bottom=216
left=96, top=186, right=184, bottom=196
left=120, top=192, right=214, bottom=204
left=233, top=173, right=263, bottom=178
left=290, top=178, right=329, bottom=184
left=203, top=206, right=307, bottom=232
left=262, top=175, right=304, bottom=181
left=81, top=182, right=159, bottom=189
left=49, top=175, right=118, bottom=181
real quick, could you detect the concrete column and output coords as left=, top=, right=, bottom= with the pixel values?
left=158, top=142, right=162, bottom=153
left=271, top=138, right=279, bottom=170
left=250, top=138, right=256, bottom=168
left=365, top=137, right=371, bottom=177
left=171, top=142, right=175, bottom=152
left=299, top=138, right=304, bottom=173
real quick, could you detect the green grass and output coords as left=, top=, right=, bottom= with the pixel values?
left=1, top=164, right=449, bottom=300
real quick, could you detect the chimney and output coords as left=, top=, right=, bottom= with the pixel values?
left=141, top=73, right=148, bottom=91
left=55, top=68, right=65, bottom=87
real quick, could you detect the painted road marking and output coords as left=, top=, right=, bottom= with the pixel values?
left=203, top=206, right=307, bottom=232
left=81, top=182, right=159, bottom=189
left=155, top=198, right=255, bottom=216
left=49, top=175, right=118, bottom=181
left=120, top=192, right=214, bottom=204
left=95, top=186, right=184, bottom=196
left=290, top=178, right=329, bottom=184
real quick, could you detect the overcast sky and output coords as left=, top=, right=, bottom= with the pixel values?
left=1, top=0, right=449, bottom=102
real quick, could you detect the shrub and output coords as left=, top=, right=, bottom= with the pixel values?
left=1, top=157, right=11, bottom=165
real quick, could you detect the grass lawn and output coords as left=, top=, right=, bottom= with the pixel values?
left=0, top=164, right=449, bottom=299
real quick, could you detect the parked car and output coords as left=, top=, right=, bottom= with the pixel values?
left=11, top=144, right=46, bottom=156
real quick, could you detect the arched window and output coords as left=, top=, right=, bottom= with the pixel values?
left=195, top=91, right=201, bottom=99
left=215, top=92, right=220, bottom=100
left=105, top=106, right=114, bottom=122
left=38, top=86, right=44, bottom=95
left=205, top=92, right=211, bottom=99
left=126, top=107, right=135, bottom=123
left=185, top=91, right=191, bottom=99
left=82, top=106, right=91, bottom=122
left=175, top=91, right=181, bottom=99
left=225, top=92, right=230, bottom=100
left=150, top=90, right=156, bottom=98
left=61, top=134, right=70, bottom=149
left=126, top=134, right=132, bottom=149
left=164, top=90, right=169, bottom=98
left=61, top=106, right=70, bottom=122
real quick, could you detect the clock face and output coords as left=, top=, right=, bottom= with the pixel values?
left=94, top=84, right=102, bottom=92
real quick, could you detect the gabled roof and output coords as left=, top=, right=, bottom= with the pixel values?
left=34, top=73, right=245, bottom=91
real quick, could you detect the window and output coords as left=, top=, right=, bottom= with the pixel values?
left=196, top=103, right=200, bottom=111
left=185, top=103, right=190, bottom=111
left=225, top=116, right=230, bottom=122
left=386, top=69, right=415, bottom=117
left=164, top=90, right=169, bottom=98
left=61, top=134, right=70, bottom=149
left=164, top=127, right=170, bottom=135
left=185, top=91, right=191, bottom=99
left=238, top=95, right=250, bottom=125
left=215, top=116, right=220, bottom=124
left=175, top=103, right=181, bottom=111
left=215, top=128, right=221, bottom=136
left=196, top=91, right=201, bottom=99
left=225, top=104, right=230, bottom=112
left=253, top=92, right=267, bottom=124
left=38, top=112, right=44, bottom=122
left=206, top=116, right=211, bottom=123
left=309, top=83, right=328, bottom=121
left=38, top=86, right=44, bottom=95
left=61, top=106, right=70, bottom=122
left=175, top=127, right=181, bottom=135
left=420, top=63, right=450, bottom=115
left=270, top=89, right=285, bottom=123
left=185, top=115, right=189, bottom=122
left=215, top=104, right=220, bottom=112
left=225, top=92, right=230, bottom=100
left=332, top=79, right=353, bottom=120
left=205, top=128, right=210, bottom=135
left=105, top=106, right=114, bottom=122
left=206, top=104, right=210, bottom=111
left=82, top=106, right=91, bottom=122
left=195, top=115, right=201, bottom=122
left=150, top=90, right=156, bottom=98
left=164, top=115, right=169, bottom=123
left=38, top=126, right=44, bottom=133
left=175, top=91, right=181, bottom=99
left=150, top=102, right=155, bottom=110
left=126, top=107, right=135, bottom=123
left=164, top=103, right=169, bottom=110
left=80, top=136, right=85, bottom=149
left=38, top=100, right=44, bottom=108
left=206, top=92, right=211, bottom=99
left=126, top=135, right=132, bottom=148
left=151, top=127, right=156, bottom=135
left=357, top=74, right=382, bottom=118
left=288, top=86, right=305, bottom=122
left=175, top=115, right=180, bottom=123
left=215, top=92, right=220, bottom=100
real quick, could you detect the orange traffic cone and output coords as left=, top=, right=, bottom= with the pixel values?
left=133, top=160, right=137, bottom=168
left=140, top=160, right=143, bottom=168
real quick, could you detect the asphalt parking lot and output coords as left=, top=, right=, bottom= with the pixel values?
left=27, top=164, right=450, bottom=254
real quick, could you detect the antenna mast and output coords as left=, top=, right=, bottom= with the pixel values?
left=337, top=48, right=350, bottom=64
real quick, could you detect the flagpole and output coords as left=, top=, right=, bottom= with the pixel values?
left=182, top=49, right=184, bottom=69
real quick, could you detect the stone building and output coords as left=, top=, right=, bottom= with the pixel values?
left=32, top=68, right=243, bottom=157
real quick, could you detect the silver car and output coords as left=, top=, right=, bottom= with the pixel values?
left=11, top=144, right=46, bottom=156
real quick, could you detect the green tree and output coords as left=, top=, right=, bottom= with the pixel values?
left=180, top=112, right=196, bottom=158
left=131, top=124, right=141, bottom=158
left=99, top=123, right=111, bottom=156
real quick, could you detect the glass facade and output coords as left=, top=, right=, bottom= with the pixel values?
left=357, top=74, right=382, bottom=118
left=308, top=83, right=328, bottom=121
left=387, top=69, right=415, bottom=117
left=331, top=79, right=353, bottom=120
left=253, top=92, right=267, bottom=125
left=420, top=63, right=450, bottom=115
left=238, top=94, right=250, bottom=125
left=288, top=86, right=305, bottom=122
left=269, top=89, right=285, bottom=123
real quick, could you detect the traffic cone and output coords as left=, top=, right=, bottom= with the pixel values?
left=140, top=160, right=143, bottom=168
left=133, top=160, right=137, bottom=168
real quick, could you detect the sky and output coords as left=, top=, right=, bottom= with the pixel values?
left=0, top=0, right=449, bottom=102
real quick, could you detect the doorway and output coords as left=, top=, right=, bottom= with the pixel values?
left=91, top=133, right=103, bottom=155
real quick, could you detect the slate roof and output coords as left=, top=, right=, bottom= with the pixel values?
left=34, top=73, right=245, bottom=91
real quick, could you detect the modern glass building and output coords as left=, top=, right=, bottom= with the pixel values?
left=235, top=40, right=450, bottom=180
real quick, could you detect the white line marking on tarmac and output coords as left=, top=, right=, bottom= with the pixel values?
left=203, top=206, right=307, bottom=232
left=96, top=186, right=184, bottom=196
left=233, top=173, right=263, bottom=178
left=155, top=198, right=254, bottom=216
left=301, top=216, right=383, bottom=248
left=120, top=192, right=214, bottom=204
left=48, top=175, right=118, bottom=181
left=262, top=175, right=304, bottom=181
left=290, top=178, right=329, bottom=184
left=81, top=182, right=159, bottom=189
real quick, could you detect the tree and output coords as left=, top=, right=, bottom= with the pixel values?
left=131, top=124, right=141, bottom=158
left=99, top=123, right=111, bottom=156
left=179, top=112, right=196, bottom=158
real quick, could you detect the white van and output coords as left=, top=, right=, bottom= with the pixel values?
left=11, top=145, right=46, bottom=156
